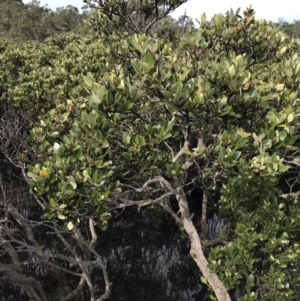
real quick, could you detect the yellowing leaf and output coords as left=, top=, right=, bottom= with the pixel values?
left=66, top=104, right=73, bottom=110
left=67, top=221, right=74, bottom=230
left=40, top=170, right=48, bottom=177
left=183, top=149, right=191, bottom=155
left=196, top=87, right=203, bottom=94
left=276, top=84, right=284, bottom=91
left=243, top=80, right=251, bottom=90
left=287, top=113, right=294, bottom=123
left=193, top=49, right=201, bottom=57
left=279, top=46, right=287, bottom=54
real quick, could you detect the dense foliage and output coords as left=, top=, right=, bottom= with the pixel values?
left=1, top=1, right=300, bottom=300
left=0, top=0, right=91, bottom=41
left=278, top=19, right=300, bottom=39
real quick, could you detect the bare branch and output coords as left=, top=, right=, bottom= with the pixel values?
left=116, top=191, right=175, bottom=208
left=283, top=159, right=299, bottom=167
left=53, top=223, right=96, bottom=301
left=182, top=130, right=204, bottom=170
left=164, top=141, right=175, bottom=158
left=63, top=276, right=86, bottom=301
left=280, top=191, right=300, bottom=199
left=120, top=176, right=175, bottom=193
left=89, top=217, right=98, bottom=248
left=196, top=130, right=204, bottom=149
left=201, top=191, right=208, bottom=241
left=172, top=140, right=189, bottom=163
left=71, top=221, right=111, bottom=301
left=0, top=263, right=47, bottom=301
left=160, top=202, right=182, bottom=226
left=202, top=238, right=229, bottom=247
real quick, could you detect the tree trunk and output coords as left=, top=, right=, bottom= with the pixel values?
left=174, top=183, right=231, bottom=301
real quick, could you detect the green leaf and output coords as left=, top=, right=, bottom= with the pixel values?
left=200, top=276, right=208, bottom=285
left=92, top=93, right=101, bottom=104
left=106, top=170, right=114, bottom=178
left=102, top=140, right=109, bottom=148
left=122, top=133, right=131, bottom=145
left=232, top=151, right=241, bottom=161
left=183, top=149, right=191, bottom=155
left=83, top=75, right=93, bottom=88
left=247, top=274, right=254, bottom=283
left=143, top=53, right=154, bottom=69
left=160, top=133, right=172, bottom=141
left=125, top=102, right=134, bottom=110
left=87, top=113, right=98, bottom=129
left=55, top=156, right=62, bottom=168
left=100, top=212, right=111, bottom=220
left=276, top=283, right=285, bottom=289
left=236, top=138, right=248, bottom=149
left=278, top=131, right=287, bottom=141
left=139, top=61, right=151, bottom=72
left=92, top=171, right=99, bottom=183
left=57, top=213, right=66, bottom=220
left=49, top=199, right=56, bottom=207
left=131, top=60, right=141, bottom=73
left=228, top=65, right=235, bottom=77
left=179, top=67, right=191, bottom=81
left=27, top=171, right=37, bottom=180
left=67, top=176, right=77, bottom=190
left=278, top=165, right=290, bottom=173
left=129, top=35, right=142, bottom=53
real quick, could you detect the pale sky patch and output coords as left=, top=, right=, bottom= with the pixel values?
left=24, top=0, right=300, bottom=23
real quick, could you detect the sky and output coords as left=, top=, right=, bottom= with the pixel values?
left=24, top=0, right=300, bottom=23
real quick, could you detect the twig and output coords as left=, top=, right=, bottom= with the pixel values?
left=201, top=191, right=208, bottom=241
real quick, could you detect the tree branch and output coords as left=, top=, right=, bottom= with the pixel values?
left=172, top=140, right=189, bottom=163
left=116, top=191, right=175, bottom=208
left=173, top=180, right=231, bottom=301
left=201, top=191, right=208, bottom=241
left=0, top=263, right=47, bottom=301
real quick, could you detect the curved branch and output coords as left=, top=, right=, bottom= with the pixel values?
left=120, top=176, right=175, bottom=193
left=70, top=220, right=111, bottom=301
left=3, top=202, right=73, bottom=292
left=160, top=201, right=183, bottom=225
left=0, top=263, right=47, bottom=301
left=117, top=191, right=174, bottom=208
left=63, top=276, right=86, bottom=301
